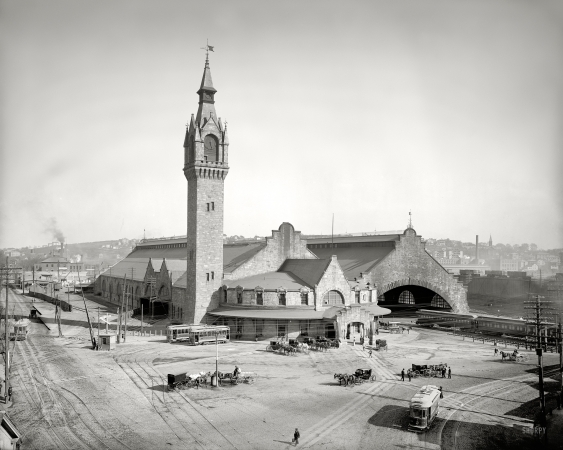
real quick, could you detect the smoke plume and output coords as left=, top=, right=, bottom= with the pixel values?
left=45, top=217, right=65, bottom=243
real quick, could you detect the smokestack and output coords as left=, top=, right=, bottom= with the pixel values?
left=475, top=235, right=479, bottom=263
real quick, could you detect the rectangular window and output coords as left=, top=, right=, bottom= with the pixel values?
left=206, top=203, right=210, bottom=211
left=301, top=292, right=308, bottom=305
left=211, top=202, right=215, bottom=210
left=279, top=292, right=286, bottom=306
left=206, top=273, right=210, bottom=281
left=256, top=291, right=263, bottom=305
left=211, top=271, right=215, bottom=280
left=237, top=291, right=243, bottom=304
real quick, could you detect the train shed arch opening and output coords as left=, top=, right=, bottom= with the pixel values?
left=378, top=285, right=452, bottom=315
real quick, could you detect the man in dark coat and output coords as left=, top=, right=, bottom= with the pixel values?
left=448, top=367, right=452, bottom=379
left=293, top=428, right=300, bottom=445
left=401, top=369, right=405, bottom=381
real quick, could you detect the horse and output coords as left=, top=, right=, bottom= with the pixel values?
left=500, top=351, right=510, bottom=361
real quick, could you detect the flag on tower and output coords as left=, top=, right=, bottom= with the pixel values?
left=208, top=45, right=214, bottom=52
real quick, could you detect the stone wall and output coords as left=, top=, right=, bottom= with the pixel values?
left=228, top=223, right=316, bottom=280
left=315, top=256, right=353, bottom=309
left=372, top=228, right=469, bottom=313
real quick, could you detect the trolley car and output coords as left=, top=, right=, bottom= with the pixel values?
left=408, top=385, right=441, bottom=432
left=166, top=324, right=230, bottom=345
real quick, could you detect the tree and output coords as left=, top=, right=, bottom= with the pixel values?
left=520, top=243, right=529, bottom=252
left=531, top=243, right=538, bottom=252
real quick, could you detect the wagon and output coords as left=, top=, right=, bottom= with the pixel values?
left=354, top=368, right=376, bottom=382
left=168, top=373, right=189, bottom=390
left=376, top=339, right=388, bottom=351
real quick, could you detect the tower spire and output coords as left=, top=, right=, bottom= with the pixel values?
left=408, top=210, right=412, bottom=229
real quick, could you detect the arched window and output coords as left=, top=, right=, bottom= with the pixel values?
left=236, top=286, right=243, bottom=304
left=323, top=290, right=344, bottom=306
left=204, top=135, right=218, bottom=162
left=398, top=290, right=414, bottom=304
left=431, top=294, right=448, bottom=308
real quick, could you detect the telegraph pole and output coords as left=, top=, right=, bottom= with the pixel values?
left=3, top=257, right=9, bottom=401
left=524, top=294, right=554, bottom=421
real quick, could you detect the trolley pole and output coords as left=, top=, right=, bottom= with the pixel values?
left=141, top=305, right=144, bottom=336
left=216, top=333, right=219, bottom=381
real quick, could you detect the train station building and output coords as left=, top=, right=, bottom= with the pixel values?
left=94, top=55, right=468, bottom=342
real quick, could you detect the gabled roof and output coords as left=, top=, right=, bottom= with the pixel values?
left=308, top=246, right=395, bottom=280
left=128, top=246, right=187, bottom=260
left=278, top=259, right=332, bottom=287
left=99, top=258, right=152, bottom=281
left=223, top=242, right=267, bottom=274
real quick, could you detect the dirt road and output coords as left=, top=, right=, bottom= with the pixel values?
left=3, top=289, right=559, bottom=449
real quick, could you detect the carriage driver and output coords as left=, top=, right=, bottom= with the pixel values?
left=233, top=366, right=241, bottom=378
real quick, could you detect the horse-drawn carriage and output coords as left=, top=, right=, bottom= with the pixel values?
left=354, top=368, right=377, bottom=382
left=408, top=363, right=447, bottom=378
left=266, top=340, right=298, bottom=355
left=500, top=350, right=527, bottom=362
left=375, top=339, right=387, bottom=351
left=334, top=369, right=376, bottom=386
left=167, top=371, right=212, bottom=390
left=217, top=371, right=256, bottom=385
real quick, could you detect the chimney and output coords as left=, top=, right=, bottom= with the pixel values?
left=475, top=235, right=479, bottom=263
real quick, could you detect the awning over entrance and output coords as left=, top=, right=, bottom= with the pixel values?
left=359, top=304, right=392, bottom=316
left=208, top=307, right=341, bottom=320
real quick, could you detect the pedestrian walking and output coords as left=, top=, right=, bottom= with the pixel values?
left=353, top=337, right=356, bottom=346
left=369, top=350, right=372, bottom=358
left=442, top=368, right=446, bottom=378
left=408, top=370, right=412, bottom=382
left=439, top=386, right=443, bottom=399
left=401, top=368, right=405, bottom=381
left=448, top=367, right=451, bottom=379
left=293, top=428, right=300, bottom=445
left=407, top=327, right=410, bottom=334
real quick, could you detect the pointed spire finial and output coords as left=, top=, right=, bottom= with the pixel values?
left=201, top=39, right=215, bottom=67
left=408, top=210, right=412, bottom=228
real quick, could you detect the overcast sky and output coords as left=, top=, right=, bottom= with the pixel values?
left=1, top=0, right=562, bottom=250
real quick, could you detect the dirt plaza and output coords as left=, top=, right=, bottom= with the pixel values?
left=5, top=290, right=562, bottom=450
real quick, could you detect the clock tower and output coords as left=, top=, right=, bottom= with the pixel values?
left=183, top=54, right=230, bottom=324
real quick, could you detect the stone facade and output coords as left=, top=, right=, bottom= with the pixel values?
left=183, top=57, right=230, bottom=325
left=372, top=228, right=468, bottom=313
left=225, top=223, right=316, bottom=280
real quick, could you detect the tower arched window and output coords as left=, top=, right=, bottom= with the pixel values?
left=398, top=290, right=414, bottom=304
left=204, top=135, right=219, bottom=162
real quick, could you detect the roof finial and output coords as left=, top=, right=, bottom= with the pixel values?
left=201, top=39, right=215, bottom=67
left=408, top=210, right=412, bottom=228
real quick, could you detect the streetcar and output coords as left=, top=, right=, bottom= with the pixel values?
left=408, top=385, right=441, bottom=432
left=166, top=324, right=230, bottom=345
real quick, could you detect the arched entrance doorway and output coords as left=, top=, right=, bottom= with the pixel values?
left=346, top=321, right=365, bottom=341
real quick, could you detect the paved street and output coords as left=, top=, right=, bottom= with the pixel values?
left=2, top=288, right=561, bottom=449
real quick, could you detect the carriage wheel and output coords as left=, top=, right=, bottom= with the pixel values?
left=370, top=375, right=376, bottom=382
left=266, top=345, right=273, bottom=351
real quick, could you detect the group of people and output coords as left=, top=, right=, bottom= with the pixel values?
left=400, top=366, right=451, bottom=381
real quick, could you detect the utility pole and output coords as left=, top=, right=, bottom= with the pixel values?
left=117, top=274, right=126, bottom=343
left=97, top=307, right=100, bottom=351
left=524, top=294, right=554, bottom=422
left=3, top=257, right=9, bottom=401
left=77, top=271, right=95, bottom=348
left=558, top=314, right=562, bottom=396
